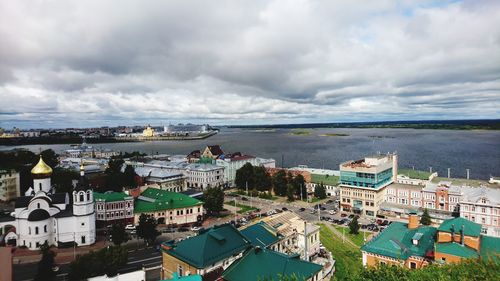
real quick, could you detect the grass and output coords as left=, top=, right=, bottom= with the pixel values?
left=319, top=133, right=349, bottom=137
left=311, top=174, right=339, bottom=186
left=331, top=225, right=369, bottom=247
left=399, top=169, right=432, bottom=180
left=290, top=130, right=311, bottom=136
left=227, top=200, right=257, bottom=214
left=318, top=224, right=362, bottom=280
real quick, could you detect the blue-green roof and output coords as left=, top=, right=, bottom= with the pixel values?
left=480, top=235, right=500, bottom=261
left=240, top=222, right=281, bottom=248
left=438, top=217, right=482, bottom=237
left=436, top=242, right=479, bottom=259
left=134, top=187, right=203, bottom=213
left=222, top=247, right=323, bottom=281
left=361, top=222, right=437, bottom=260
left=161, top=272, right=202, bottom=281
left=163, top=224, right=251, bottom=268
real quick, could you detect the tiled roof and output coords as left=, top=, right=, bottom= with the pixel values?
left=222, top=247, right=322, bottom=281
left=134, top=188, right=202, bottom=213
left=436, top=242, right=479, bottom=259
left=94, top=191, right=132, bottom=202
left=240, top=222, right=281, bottom=248
left=480, top=235, right=500, bottom=261
left=437, top=217, right=482, bottom=237
left=163, top=224, right=251, bottom=268
left=361, top=222, right=437, bottom=260
left=207, top=145, right=224, bottom=156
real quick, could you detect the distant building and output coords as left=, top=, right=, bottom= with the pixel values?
left=0, top=170, right=20, bottom=201
left=94, top=192, right=134, bottom=227
left=201, top=145, right=225, bottom=160
left=143, top=125, right=155, bottom=137
left=161, top=224, right=251, bottom=280
left=339, top=154, right=397, bottom=217
left=459, top=186, right=500, bottom=237
left=133, top=187, right=203, bottom=225
left=185, top=163, right=224, bottom=189
left=135, top=167, right=187, bottom=192
left=215, top=152, right=258, bottom=186
left=65, top=140, right=119, bottom=159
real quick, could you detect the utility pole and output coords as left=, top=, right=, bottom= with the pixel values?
left=429, top=167, right=432, bottom=173
left=300, top=184, right=303, bottom=202
left=448, top=168, right=451, bottom=179
left=466, top=169, right=470, bottom=180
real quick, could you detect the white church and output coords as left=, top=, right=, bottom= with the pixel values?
left=0, top=156, right=96, bottom=250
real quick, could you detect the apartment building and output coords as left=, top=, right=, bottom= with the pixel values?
left=0, top=170, right=20, bottom=201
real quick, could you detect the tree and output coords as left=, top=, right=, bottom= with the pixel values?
left=203, top=186, right=224, bottom=215
left=253, top=166, right=272, bottom=192
left=235, top=163, right=254, bottom=189
left=40, top=149, right=59, bottom=168
left=286, top=184, right=295, bottom=202
left=349, top=216, right=360, bottom=234
left=136, top=214, right=160, bottom=246
left=314, top=183, right=327, bottom=199
left=110, top=223, right=129, bottom=246
left=420, top=209, right=432, bottom=225
left=52, top=168, right=79, bottom=193
left=69, top=246, right=128, bottom=280
left=272, top=170, right=288, bottom=196
left=123, top=165, right=138, bottom=188
left=34, top=242, right=56, bottom=281
left=291, top=174, right=306, bottom=200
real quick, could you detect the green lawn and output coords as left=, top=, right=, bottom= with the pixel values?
left=227, top=200, right=257, bottom=214
left=331, top=225, right=369, bottom=247
left=319, top=224, right=362, bottom=280
left=399, top=169, right=431, bottom=180
left=311, top=174, right=339, bottom=186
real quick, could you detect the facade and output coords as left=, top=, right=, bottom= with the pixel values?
left=161, top=224, right=251, bottom=280
left=143, top=125, right=155, bottom=137
left=339, top=154, right=397, bottom=217
left=201, top=145, right=224, bottom=160
left=65, top=140, right=119, bottom=159
left=185, top=163, right=224, bottom=189
left=459, top=186, right=500, bottom=237
left=135, top=167, right=187, bottom=192
left=215, top=153, right=258, bottom=186
left=133, top=187, right=203, bottom=225
left=94, top=192, right=134, bottom=227
left=0, top=170, right=20, bottom=201
left=221, top=247, right=323, bottom=281
left=0, top=157, right=96, bottom=250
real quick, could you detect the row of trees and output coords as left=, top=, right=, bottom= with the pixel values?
left=68, top=246, right=128, bottom=280
left=102, top=158, right=138, bottom=192
left=235, top=163, right=272, bottom=192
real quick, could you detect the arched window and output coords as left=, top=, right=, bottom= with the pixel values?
left=37, top=203, right=40, bottom=209
left=79, top=192, right=84, bottom=202
left=39, top=182, right=42, bottom=191
left=73, top=193, right=77, bottom=202
left=87, top=191, right=91, bottom=201
left=35, top=227, right=39, bottom=235
left=44, top=225, right=47, bottom=233
left=29, top=227, right=31, bottom=235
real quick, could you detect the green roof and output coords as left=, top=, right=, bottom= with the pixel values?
left=163, top=224, right=251, bottom=268
left=240, top=222, right=281, bottom=248
left=436, top=242, right=479, bottom=259
left=398, top=169, right=431, bottom=180
left=134, top=188, right=203, bottom=213
left=310, top=174, right=339, bottom=186
left=480, top=235, right=500, bottom=261
left=93, top=191, right=132, bottom=202
left=222, top=247, right=322, bottom=281
left=162, top=272, right=202, bottom=281
left=361, top=222, right=437, bottom=260
left=438, top=217, right=482, bottom=237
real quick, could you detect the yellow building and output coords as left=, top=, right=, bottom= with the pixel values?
left=143, top=125, right=155, bottom=137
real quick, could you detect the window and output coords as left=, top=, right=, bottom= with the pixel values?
left=44, top=225, right=47, bottom=233
left=29, top=227, right=31, bottom=235
left=39, top=182, right=42, bottom=190
left=87, top=191, right=90, bottom=201
left=35, top=227, right=39, bottom=235
left=37, top=203, right=40, bottom=209
left=81, top=236, right=86, bottom=244
left=178, top=265, right=184, bottom=276
left=81, top=222, right=85, bottom=226
left=410, top=262, right=416, bottom=269
left=79, top=192, right=84, bottom=202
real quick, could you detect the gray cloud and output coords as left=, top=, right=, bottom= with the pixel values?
left=1, top=0, right=499, bottom=128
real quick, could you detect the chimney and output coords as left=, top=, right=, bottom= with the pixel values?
left=408, top=213, right=419, bottom=229
left=461, top=224, right=465, bottom=246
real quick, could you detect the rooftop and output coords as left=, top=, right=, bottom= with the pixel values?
left=480, top=235, right=500, bottom=261
left=94, top=191, right=132, bottom=202
left=240, top=222, right=281, bottom=248
left=437, top=217, right=482, bottom=237
left=221, top=247, right=322, bottom=281
left=162, top=224, right=251, bottom=268
left=436, top=242, right=479, bottom=259
left=361, top=222, right=437, bottom=260
left=134, top=188, right=203, bottom=213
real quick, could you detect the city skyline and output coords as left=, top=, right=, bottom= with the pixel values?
left=1, top=0, right=500, bottom=128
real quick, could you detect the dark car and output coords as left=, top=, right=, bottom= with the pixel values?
left=326, top=199, right=334, bottom=204
left=340, top=213, right=348, bottom=217
left=320, top=207, right=327, bottom=211
left=299, top=208, right=306, bottom=212
left=241, top=197, right=248, bottom=201
left=163, top=228, right=177, bottom=233
left=282, top=207, right=288, bottom=211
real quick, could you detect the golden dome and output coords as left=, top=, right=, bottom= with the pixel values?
left=31, top=156, right=53, bottom=176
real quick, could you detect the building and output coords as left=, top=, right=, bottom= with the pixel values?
left=361, top=214, right=436, bottom=268
left=459, top=186, right=500, bottom=237
left=396, top=169, right=437, bottom=186
left=339, top=154, right=397, bottom=217
left=215, top=153, right=257, bottom=186
left=185, top=163, right=224, bottom=189
left=240, top=221, right=283, bottom=250
left=0, top=170, right=20, bottom=201
left=201, top=145, right=225, bottom=160
left=163, top=272, right=202, bottom=281
left=133, top=187, right=203, bottom=225
left=94, top=192, right=134, bottom=227
left=161, top=224, right=251, bottom=280
left=143, top=125, right=155, bottom=137
left=65, top=140, right=119, bottom=159
left=221, top=247, right=323, bottom=281
left=434, top=217, right=500, bottom=263
left=0, top=247, right=12, bottom=281
left=0, top=157, right=96, bottom=250
left=135, top=167, right=187, bottom=192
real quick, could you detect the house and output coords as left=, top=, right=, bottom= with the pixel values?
left=0, top=169, right=20, bottom=201
left=201, top=145, right=225, bottom=159
left=240, top=222, right=283, bottom=250
left=361, top=214, right=436, bottom=269
left=220, top=247, right=323, bottom=281
left=161, top=224, right=251, bottom=281
left=94, top=192, right=134, bottom=227
left=134, top=187, right=203, bottom=226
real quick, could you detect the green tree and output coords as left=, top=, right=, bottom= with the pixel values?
left=314, top=183, right=327, bottom=199
left=136, top=214, right=160, bottom=246
left=110, top=223, right=129, bottom=246
left=203, top=186, right=224, bottom=215
left=286, top=184, right=295, bottom=202
left=291, top=174, right=306, bottom=200
left=34, top=242, right=56, bottom=281
left=253, top=166, right=272, bottom=192
left=123, top=165, right=138, bottom=188
left=68, top=246, right=128, bottom=280
left=272, top=170, right=288, bottom=196
left=349, top=216, right=360, bottom=234
left=52, top=168, right=80, bottom=193
left=235, top=163, right=254, bottom=189
left=40, top=149, right=59, bottom=168
left=420, top=209, right=432, bottom=225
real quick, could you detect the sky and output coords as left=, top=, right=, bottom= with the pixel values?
left=1, top=0, right=500, bottom=129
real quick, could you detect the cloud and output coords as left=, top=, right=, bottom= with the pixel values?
left=0, top=0, right=499, bottom=128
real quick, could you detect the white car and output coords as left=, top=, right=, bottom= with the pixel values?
left=125, top=224, right=136, bottom=230
left=329, top=210, right=336, bottom=215
left=191, top=226, right=201, bottom=232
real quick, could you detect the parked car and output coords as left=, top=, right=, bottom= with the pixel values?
left=326, top=199, right=334, bottom=204
left=329, top=210, right=336, bottom=215
left=299, top=208, right=306, bottom=212
left=191, top=226, right=201, bottom=232
left=130, top=230, right=137, bottom=235
left=241, top=197, right=249, bottom=201
left=282, top=207, right=288, bottom=211
left=163, top=228, right=176, bottom=233
left=310, top=209, right=316, bottom=214
left=340, top=213, right=348, bottom=217
left=125, top=224, right=136, bottom=230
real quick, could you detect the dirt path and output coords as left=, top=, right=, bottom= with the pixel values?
left=322, top=222, right=359, bottom=248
